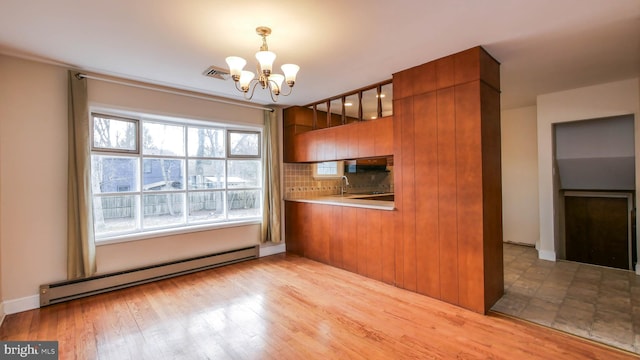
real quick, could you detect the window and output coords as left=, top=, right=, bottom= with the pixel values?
left=90, top=113, right=262, bottom=241
left=312, top=161, right=344, bottom=179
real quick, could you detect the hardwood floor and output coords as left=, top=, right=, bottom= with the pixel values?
left=1, top=253, right=637, bottom=359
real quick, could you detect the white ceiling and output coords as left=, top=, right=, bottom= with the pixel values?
left=0, top=0, right=638, bottom=109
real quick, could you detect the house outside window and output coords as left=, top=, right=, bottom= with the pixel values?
left=90, top=113, right=262, bottom=242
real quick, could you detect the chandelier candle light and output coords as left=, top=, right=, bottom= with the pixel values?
left=226, top=26, right=300, bottom=102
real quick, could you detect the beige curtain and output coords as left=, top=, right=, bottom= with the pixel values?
left=67, top=71, right=96, bottom=279
left=262, top=110, right=282, bottom=243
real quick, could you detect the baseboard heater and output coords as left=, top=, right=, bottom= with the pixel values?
left=40, top=245, right=259, bottom=307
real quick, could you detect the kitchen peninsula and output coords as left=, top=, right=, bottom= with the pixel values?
left=283, top=46, right=502, bottom=314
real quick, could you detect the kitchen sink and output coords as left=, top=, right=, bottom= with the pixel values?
left=341, top=193, right=394, bottom=201
left=352, top=194, right=394, bottom=201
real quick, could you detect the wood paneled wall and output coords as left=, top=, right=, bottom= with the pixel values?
left=392, top=46, right=503, bottom=313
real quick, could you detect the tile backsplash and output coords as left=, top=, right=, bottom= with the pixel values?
left=283, top=163, right=393, bottom=199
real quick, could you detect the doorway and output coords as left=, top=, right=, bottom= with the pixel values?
left=554, top=114, right=636, bottom=270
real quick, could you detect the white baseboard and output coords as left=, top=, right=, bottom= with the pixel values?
left=0, top=246, right=284, bottom=316
left=538, top=249, right=556, bottom=261
left=4, top=295, right=40, bottom=315
left=259, top=243, right=286, bottom=257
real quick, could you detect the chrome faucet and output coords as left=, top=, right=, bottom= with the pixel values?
left=341, top=175, right=350, bottom=196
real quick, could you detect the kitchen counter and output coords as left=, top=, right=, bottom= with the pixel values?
left=285, top=193, right=395, bottom=211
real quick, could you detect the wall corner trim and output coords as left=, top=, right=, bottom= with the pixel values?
left=259, top=243, right=286, bottom=257
left=0, top=302, right=5, bottom=327
left=3, top=295, right=40, bottom=315
left=538, top=250, right=557, bottom=262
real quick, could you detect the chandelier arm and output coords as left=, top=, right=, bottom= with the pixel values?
left=233, top=81, right=244, bottom=93
left=243, top=80, right=260, bottom=100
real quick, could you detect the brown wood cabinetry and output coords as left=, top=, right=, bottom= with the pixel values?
left=392, top=46, right=502, bottom=314
left=283, top=46, right=501, bottom=315
left=284, top=201, right=309, bottom=256
left=284, top=201, right=395, bottom=286
left=282, top=108, right=393, bottom=162
left=375, top=116, right=393, bottom=156
left=357, top=120, right=375, bottom=157
left=283, top=106, right=314, bottom=162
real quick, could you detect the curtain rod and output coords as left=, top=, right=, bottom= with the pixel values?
left=75, top=73, right=274, bottom=112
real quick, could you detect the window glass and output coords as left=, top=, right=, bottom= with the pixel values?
left=380, top=82, right=393, bottom=117
left=329, top=98, right=343, bottom=127
left=143, top=122, right=185, bottom=156
left=142, top=193, right=185, bottom=228
left=315, top=102, right=329, bottom=129
left=93, top=115, right=138, bottom=152
left=227, top=160, right=261, bottom=188
left=142, top=159, right=185, bottom=191
left=317, top=161, right=338, bottom=175
left=228, top=131, right=260, bottom=157
left=188, top=127, right=225, bottom=158
left=93, top=195, right=139, bottom=235
left=312, top=161, right=344, bottom=179
left=344, top=94, right=360, bottom=123
left=361, top=88, right=379, bottom=120
left=188, top=191, right=225, bottom=222
left=91, top=155, right=139, bottom=193
left=227, top=190, right=261, bottom=219
left=188, top=159, right=225, bottom=189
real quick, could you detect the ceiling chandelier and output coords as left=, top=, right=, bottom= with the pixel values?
left=225, top=26, right=300, bottom=102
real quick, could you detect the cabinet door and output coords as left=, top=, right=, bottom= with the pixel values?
left=284, top=201, right=308, bottom=256
left=307, top=204, right=331, bottom=264
left=293, top=131, right=316, bottom=162
left=283, top=126, right=296, bottom=163
left=347, top=124, right=359, bottom=159
left=437, top=87, right=459, bottom=304
left=414, top=91, right=440, bottom=298
left=292, top=133, right=305, bottom=162
left=316, top=127, right=336, bottom=161
left=335, top=125, right=350, bottom=160
left=366, top=209, right=383, bottom=282
left=356, top=208, right=370, bottom=276
left=342, top=207, right=358, bottom=273
left=329, top=205, right=344, bottom=268
left=380, top=210, right=395, bottom=285
left=358, top=120, right=376, bottom=158
left=374, top=117, right=394, bottom=156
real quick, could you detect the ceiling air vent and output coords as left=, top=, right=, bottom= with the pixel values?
left=203, top=65, right=230, bottom=80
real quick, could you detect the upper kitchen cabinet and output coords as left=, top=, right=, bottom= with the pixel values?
left=394, top=46, right=499, bottom=99
left=284, top=115, right=393, bottom=162
left=283, top=106, right=314, bottom=162
left=283, top=79, right=394, bottom=163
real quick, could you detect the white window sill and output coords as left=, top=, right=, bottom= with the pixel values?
left=95, top=218, right=262, bottom=246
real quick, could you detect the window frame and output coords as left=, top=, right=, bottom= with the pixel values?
left=227, top=130, right=262, bottom=158
left=91, top=113, right=140, bottom=154
left=312, top=161, right=345, bottom=180
left=90, top=111, right=264, bottom=244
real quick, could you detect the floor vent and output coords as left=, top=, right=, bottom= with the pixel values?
left=40, top=245, right=258, bottom=306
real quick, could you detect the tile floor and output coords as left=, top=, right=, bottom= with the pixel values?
left=491, top=243, right=640, bottom=354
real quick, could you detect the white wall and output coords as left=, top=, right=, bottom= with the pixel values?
left=0, top=54, right=277, bottom=314
left=0, top=55, right=68, bottom=312
left=536, top=78, right=640, bottom=261
left=501, top=106, right=539, bottom=245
